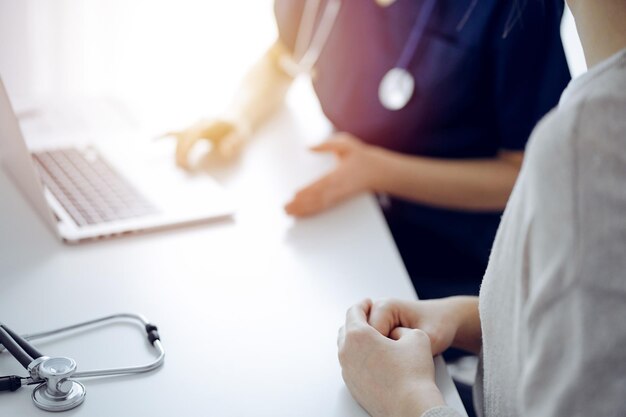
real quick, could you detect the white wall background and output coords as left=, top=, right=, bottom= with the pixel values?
left=0, top=1, right=585, bottom=128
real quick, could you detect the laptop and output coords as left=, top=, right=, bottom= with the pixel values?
left=0, top=78, right=234, bottom=243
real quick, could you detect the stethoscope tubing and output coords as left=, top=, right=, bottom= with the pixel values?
left=292, top=0, right=342, bottom=75
left=0, top=313, right=165, bottom=381
left=396, top=0, right=437, bottom=70
left=0, top=324, right=44, bottom=360
left=3, top=313, right=149, bottom=342
left=0, top=326, right=34, bottom=369
left=74, top=340, right=164, bottom=379
left=291, top=0, right=480, bottom=75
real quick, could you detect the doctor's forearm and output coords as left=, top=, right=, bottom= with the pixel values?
left=368, top=148, right=523, bottom=211
left=224, top=39, right=294, bottom=132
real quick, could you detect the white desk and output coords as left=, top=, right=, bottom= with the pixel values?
left=0, top=95, right=466, bottom=416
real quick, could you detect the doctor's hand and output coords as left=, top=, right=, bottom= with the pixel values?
left=167, top=118, right=251, bottom=169
left=285, top=133, right=380, bottom=217
left=337, top=299, right=445, bottom=417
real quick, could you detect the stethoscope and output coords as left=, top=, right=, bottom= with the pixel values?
left=280, top=0, right=479, bottom=111
left=0, top=313, right=164, bottom=412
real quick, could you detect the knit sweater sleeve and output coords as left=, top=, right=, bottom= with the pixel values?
left=421, top=406, right=464, bottom=417
left=517, top=96, right=626, bottom=416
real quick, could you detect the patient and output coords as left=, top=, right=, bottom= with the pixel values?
left=337, top=0, right=626, bottom=416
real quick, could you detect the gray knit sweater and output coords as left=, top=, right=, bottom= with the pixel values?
left=424, top=48, right=626, bottom=417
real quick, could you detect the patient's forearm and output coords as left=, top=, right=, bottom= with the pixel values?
left=225, top=39, right=294, bottom=132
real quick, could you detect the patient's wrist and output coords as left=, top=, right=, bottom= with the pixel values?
left=447, top=296, right=481, bottom=354
left=397, top=381, right=446, bottom=417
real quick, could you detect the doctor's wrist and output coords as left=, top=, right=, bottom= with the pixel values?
left=363, top=145, right=396, bottom=193
left=221, top=115, right=253, bottom=139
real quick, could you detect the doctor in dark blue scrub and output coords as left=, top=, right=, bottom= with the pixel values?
left=171, top=0, right=571, bottom=300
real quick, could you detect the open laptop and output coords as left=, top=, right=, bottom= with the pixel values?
left=0, top=78, right=233, bottom=243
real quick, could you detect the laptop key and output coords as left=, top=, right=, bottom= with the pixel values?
left=32, top=148, right=158, bottom=227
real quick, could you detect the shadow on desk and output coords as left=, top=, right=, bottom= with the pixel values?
left=0, top=173, right=61, bottom=274
left=284, top=196, right=373, bottom=251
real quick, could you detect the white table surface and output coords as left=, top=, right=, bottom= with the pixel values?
left=0, top=91, right=466, bottom=416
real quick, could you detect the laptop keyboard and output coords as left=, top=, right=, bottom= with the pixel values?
left=32, top=148, right=158, bottom=227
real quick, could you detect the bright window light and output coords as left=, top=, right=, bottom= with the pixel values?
left=0, top=0, right=277, bottom=127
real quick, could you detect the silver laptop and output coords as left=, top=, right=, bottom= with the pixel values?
left=0, top=78, right=233, bottom=243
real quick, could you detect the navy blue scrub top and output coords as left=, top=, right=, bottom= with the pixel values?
left=275, top=0, right=571, bottom=297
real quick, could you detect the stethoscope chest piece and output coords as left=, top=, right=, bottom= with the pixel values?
left=0, top=313, right=164, bottom=413
left=32, top=357, right=86, bottom=412
left=378, top=67, right=415, bottom=111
